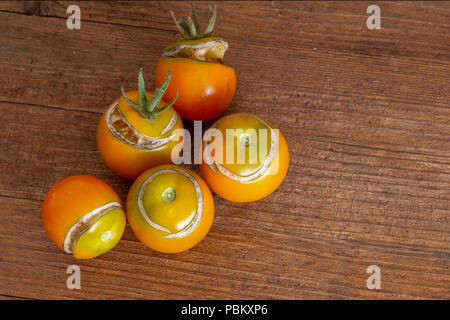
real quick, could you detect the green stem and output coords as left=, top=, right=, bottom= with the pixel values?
left=121, top=69, right=178, bottom=122
left=171, top=4, right=217, bottom=40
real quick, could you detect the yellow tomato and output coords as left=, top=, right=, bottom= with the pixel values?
left=42, top=175, right=126, bottom=259
left=126, top=165, right=214, bottom=253
left=200, top=113, right=289, bottom=202
left=97, top=70, right=183, bottom=179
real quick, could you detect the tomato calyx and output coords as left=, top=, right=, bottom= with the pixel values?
left=106, top=102, right=178, bottom=149
left=171, top=4, right=217, bottom=40
left=168, top=5, right=228, bottom=63
left=121, top=69, right=178, bottom=122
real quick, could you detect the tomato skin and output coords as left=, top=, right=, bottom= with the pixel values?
left=126, top=164, right=214, bottom=253
left=201, top=134, right=289, bottom=202
left=97, top=100, right=184, bottom=180
left=200, top=113, right=289, bottom=203
left=155, top=57, right=236, bottom=121
left=73, top=208, right=125, bottom=259
left=117, top=91, right=176, bottom=138
left=41, top=175, right=126, bottom=259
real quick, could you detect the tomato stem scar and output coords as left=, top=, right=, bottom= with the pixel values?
left=162, top=188, right=177, bottom=203
left=101, top=230, right=112, bottom=242
left=239, top=133, right=252, bottom=147
left=63, top=202, right=122, bottom=254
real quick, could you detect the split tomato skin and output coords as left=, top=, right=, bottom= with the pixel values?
left=126, top=164, right=214, bottom=253
left=158, top=6, right=236, bottom=121
left=200, top=113, right=290, bottom=203
left=97, top=91, right=184, bottom=180
left=201, top=135, right=289, bottom=202
left=41, top=175, right=126, bottom=259
left=155, top=57, right=236, bottom=121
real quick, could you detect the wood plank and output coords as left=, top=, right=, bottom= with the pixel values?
left=1, top=194, right=449, bottom=299
left=0, top=294, right=34, bottom=300
left=1, top=1, right=448, bottom=61
left=0, top=101, right=448, bottom=299
left=0, top=1, right=448, bottom=299
left=0, top=8, right=448, bottom=157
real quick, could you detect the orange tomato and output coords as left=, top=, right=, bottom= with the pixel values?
left=97, top=70, right=183, bottom=179
left=200, top=113, right=289, bottom=202
left=126, top=164, right=214, bottom=253
left=155, top=6, right=236, bottom=121
left=155, top=54, right=236, bottom=121
left=42, top=175, right=126, bottom=259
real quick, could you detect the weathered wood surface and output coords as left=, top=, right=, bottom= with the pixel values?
left=0, top=1, right=448, bottom=299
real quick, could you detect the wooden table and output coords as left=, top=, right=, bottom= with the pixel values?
left=0, top=1, right=448, bottom=300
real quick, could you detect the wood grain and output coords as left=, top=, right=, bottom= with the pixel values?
left=0, top=1, right=448, bottom=299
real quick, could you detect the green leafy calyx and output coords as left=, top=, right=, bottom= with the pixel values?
left=171, top=4, right=217, bottom=40
left=121, top=69, right=178, bottom=122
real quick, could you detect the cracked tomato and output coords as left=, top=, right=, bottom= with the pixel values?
left=97, top=69, right=183, bottom=179
left=126, top=164, right=214, bottom=253
left=155, top=5, right=236, bottom=121
left=200, top=113, right=289, bottom=202
left=42, top=175, right=126, bottom=259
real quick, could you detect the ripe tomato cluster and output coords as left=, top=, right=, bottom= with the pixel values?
left=42, top=5, right=289, bottom=259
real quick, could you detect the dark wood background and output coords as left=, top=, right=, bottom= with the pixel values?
left=0, top=1, right=448, bottom=300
